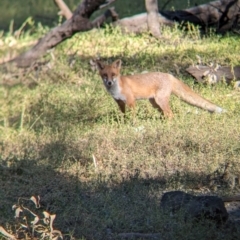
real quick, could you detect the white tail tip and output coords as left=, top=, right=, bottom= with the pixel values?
left=215, top=107, right=226, bottom=113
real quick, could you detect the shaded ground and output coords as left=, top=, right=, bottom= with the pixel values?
left=226, top=202, right=240, bottom=221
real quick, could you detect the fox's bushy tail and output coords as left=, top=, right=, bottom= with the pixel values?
left=172, top=77, right=224, bottom=113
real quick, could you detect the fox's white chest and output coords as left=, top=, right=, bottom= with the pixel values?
left=105, top=82, right=126, bottom=101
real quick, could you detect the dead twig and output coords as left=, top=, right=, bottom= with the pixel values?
left=54, top=0, right=73, bottom=20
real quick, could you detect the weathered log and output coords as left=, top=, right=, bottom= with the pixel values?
left=115, top=13, right=173, bottom=34
left=186, top=64, right=240, bottom=84
left=8, top=0, right=117, bottom=68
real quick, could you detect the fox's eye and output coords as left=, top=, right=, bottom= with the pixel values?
left=112, top=74, right=115, bottom=78
left=103, top=74, right=108, bottom=80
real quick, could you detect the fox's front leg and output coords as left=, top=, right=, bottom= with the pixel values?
left=115, top=99, right=126, bottom=113
left=126, top=98, right=136, bottom=123
left=115, top=98, right=136, bottom=123
left=115, top=99, right=126, bottom=123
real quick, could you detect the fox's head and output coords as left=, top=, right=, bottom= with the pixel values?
left=96, top=59, right=121, bottom=88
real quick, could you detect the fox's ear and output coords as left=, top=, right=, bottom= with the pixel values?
left=112, top=59, right=122, bottom=69
left=95, top=61, right=105, bottom=70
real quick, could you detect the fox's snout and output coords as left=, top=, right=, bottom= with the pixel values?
left=103, top=77, right=117, bottom=87
left=107, top=81, right=113, bottom=86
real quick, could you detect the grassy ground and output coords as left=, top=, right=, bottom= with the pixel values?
left=0, top=21, right=240, bottom=239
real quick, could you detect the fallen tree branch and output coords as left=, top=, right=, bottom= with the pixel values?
left=8, top=0, right=117, bottom=68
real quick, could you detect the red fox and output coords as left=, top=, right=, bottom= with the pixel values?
left=95, top=59, right=224, bottom=119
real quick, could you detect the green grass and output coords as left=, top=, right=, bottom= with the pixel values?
left=0, top=22, right=240, bottom=239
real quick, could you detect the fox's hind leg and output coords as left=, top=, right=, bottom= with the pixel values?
left=149, top=98, right=162, bottom=111
left=149, top=98, right=164, bottom=116
left=154, top=94, right=173, bottom=119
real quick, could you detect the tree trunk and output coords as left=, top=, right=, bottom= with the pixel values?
left=145, top=0, right=161, bottom=38
left=9, top=0, right=117, bottom=68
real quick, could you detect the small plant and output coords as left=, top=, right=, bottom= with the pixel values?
left=0, top=196, right=63, bottom=240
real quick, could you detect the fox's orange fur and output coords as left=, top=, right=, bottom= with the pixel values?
left=96, top=59, right=224, bottom=119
